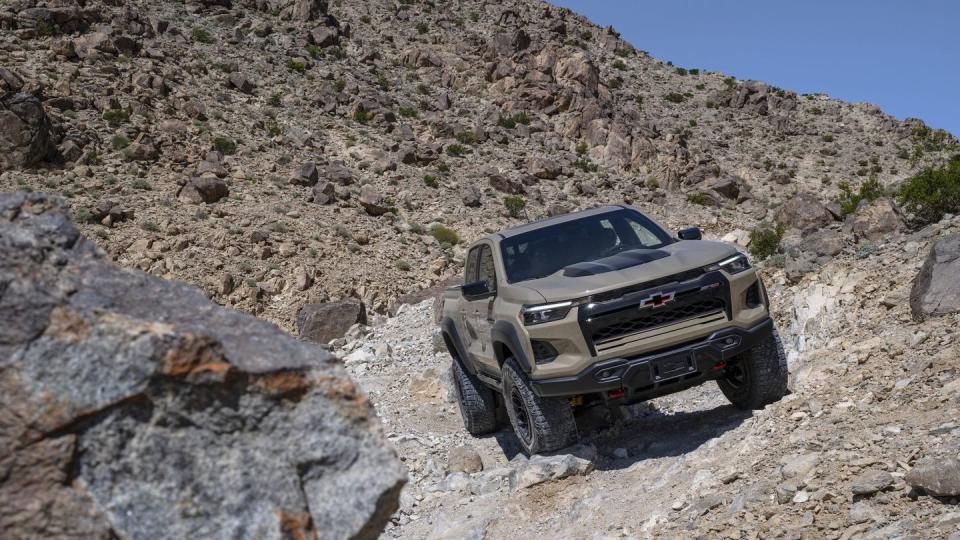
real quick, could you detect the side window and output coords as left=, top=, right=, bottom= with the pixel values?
left=477, top=245, right=498, bottom=293
left=465, top=247, right=481, bottom=283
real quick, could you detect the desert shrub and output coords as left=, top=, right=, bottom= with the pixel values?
left=416, top=83, right=431, bottom=95
left=576, top=142, right=588, bottom=155
left=268, top=93, right=282, bottom=107
left=445, top=144, right=465, bottom=157
left=286, top=59, right=306, bottom=72
left=896, top=155, right=960, bottom=225
left=353, top=109, right=371, bottom=123
left=455, top=131, right=478, bottom=145
left=131, top=178, right=151, bottom=190
left=689, top=68, right=700, bottom=75
left=821, top=134, right=834, bottom=143
left=306, top=45, right=322, bottom=58
left=574, top=158, right=599, bottom=173
left=723, top=76, right=737, bottom=88
left=608, top=76, right=623, bottom=89
left=74, top=207, right=94, bottom=223
left=102, top=109, right=129, bottom=126
left=836, top=176, right=885, bottom=216
left=612, top=59, right=627, bottom=70
left=111, top=135, right=130, bottom=150
left=396, top=259, right=411, bottom=271
left=686, top=193, right=710, bottom=206
left=213, top=137, right=237, bottom=155
left=141, top=221, right=159, bottom=232
left=415, top=22, right=428, bottom=34
left=334, top=79, right=346, bottom=92
left=663, top=92, right=686, bottom=104
left=503, top=196, right=526, bottom=218
left=423, top=174, right=439, bottom=188
left=431, top=224, right=459, bottom=245
left=398, top=106, right=418, bottom=118
left=192, top=28, right=215, bottom=44
left=749, top=223, right=785, bottom=260
left=496, top=112, right=530, bottom=129
left=675, top=67, right=687, bottom=76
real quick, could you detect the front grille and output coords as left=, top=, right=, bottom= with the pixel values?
left=591, top=298, right=726, bottom=343
left=590, top=268, right=705, bottom=303
left=578, top=270, right=731, bottom=354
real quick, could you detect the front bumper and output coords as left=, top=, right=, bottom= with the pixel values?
left=530, top=317, right=773, bottom=402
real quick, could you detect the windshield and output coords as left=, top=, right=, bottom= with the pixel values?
left=500, top=209, right=674, bottom=283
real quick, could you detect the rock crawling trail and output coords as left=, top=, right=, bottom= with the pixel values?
left=339, top=221, right=960, bottom=539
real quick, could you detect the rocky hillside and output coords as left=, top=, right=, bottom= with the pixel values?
left=0, top=192, right=405, bottom=539
left=3, top=1, right=960, bottom=538
left=1, top=0, right=956, bottom=330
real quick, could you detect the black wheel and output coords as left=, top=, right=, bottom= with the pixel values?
left=451, top=358, right=497, bottom=435
left=501, top=358, right=579, bottom=454
left=717, top=327, right=789, bottom=410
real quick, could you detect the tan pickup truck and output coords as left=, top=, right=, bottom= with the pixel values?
left=439, top=205, right=787, bottom=454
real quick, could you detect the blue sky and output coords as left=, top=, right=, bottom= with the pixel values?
left=550, top=0, right=959, bottom=136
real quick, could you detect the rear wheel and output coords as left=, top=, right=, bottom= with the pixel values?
left=451, top=359, right=497, bottom=435
left=717, top=328, right=788, bottom=410
left=501, top=358, right=579, bottom=454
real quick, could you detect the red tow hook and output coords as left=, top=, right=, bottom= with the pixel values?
left=607, top=388, right=625, bottom=399
left=712, top=361, right=727, bottom=371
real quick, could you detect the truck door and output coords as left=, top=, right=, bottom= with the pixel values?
left=457, top=246, right=482, bottom=352
left=467, top=244, right=499, bottom=372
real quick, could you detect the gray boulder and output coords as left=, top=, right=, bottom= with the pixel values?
left=910, top=235, right=960, bottom=321
left=296, top=299, right=367, bottom=344
left=775, top=192, right=835, bottom=231
left=905, top=457, right=960, bottom=496
left=178, top=176, right=229, bottom=204
left=845, top=197, right=903, bottom=241
left=0, top=192, right=405, bottom=540
left=0, top=92, right=57, bottom=171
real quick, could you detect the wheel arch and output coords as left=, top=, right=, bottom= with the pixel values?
left=491, top=320, right=533, bottom=374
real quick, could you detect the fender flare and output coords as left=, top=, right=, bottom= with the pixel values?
left=491, top=320, right=533, bottom=374
left=440, top=317, right=477, bottom=376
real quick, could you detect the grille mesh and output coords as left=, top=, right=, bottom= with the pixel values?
left=592, top=298, right=725, bottom=343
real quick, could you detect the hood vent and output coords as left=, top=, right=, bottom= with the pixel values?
left=562, top=249, right=670, bottom=277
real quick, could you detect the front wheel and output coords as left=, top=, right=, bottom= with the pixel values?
left=501, top=359, right=579, bottom=454
left=717, top=328, right=788, bottom=410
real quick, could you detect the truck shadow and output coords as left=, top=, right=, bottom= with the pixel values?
left=488, top=402, right=752, bottom=469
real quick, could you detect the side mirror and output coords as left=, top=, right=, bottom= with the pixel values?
left=461, top=280, right=490, bottom=299
left=678, top=227, right=702, bottom=241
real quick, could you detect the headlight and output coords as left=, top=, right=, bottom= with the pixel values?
left=705, top=253, right=751, bottom=274
left=521, top=301, right=574, bottom=325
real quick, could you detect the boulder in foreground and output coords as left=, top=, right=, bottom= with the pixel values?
left=0, top=192, right=405, bottom=540
left=910, top=234, right=960, bottom=321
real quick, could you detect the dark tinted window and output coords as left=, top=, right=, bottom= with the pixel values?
left=465, top=246, right=481, bottom=283
left=500, top=209, right=673, bottom=283
left=477, top=245, right=497, bottom=293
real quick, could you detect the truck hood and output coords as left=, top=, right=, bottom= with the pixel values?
left=521, top=240, right=740, bottom=303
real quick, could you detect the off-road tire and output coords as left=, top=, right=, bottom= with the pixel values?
left=501, top=358, right=579, bottom=454
left=451, top=359, right=497, bottom=435
left=717, top=328, right=789, bottom=410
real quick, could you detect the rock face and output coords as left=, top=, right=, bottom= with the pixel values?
left=0, top=192, right=405, bottom=540
left=910, top=235, right=960, bottom=321
left=846, top=197, right=903, bottom=241
left=296, top=299, right=367, bottom=344
left=0, top=92, right=56, bottom=171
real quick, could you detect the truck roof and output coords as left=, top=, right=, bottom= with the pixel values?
left=492, top=205, right=629, bottom=240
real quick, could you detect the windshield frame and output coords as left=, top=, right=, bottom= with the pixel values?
left=499, top=208, right=675, bottom=284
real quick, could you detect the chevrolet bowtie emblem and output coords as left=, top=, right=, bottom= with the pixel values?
left=639, top=291, right=675, bottom=309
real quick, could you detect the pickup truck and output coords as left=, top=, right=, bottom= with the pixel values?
left=439, top=205, right=787, bottom=454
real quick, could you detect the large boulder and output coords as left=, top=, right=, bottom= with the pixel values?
left=0, top=192, right=405, bottom=539
left=844, top=197, right=903, bottom=241
left=774, top=192, right=835, bottom=231
left=0, top=92, right=57, bottom=171
left=296, top=299, right=367, bottom=344
left=910, top=235, right=960, bottom=321
left=177, top=176, right=229, bottom=204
